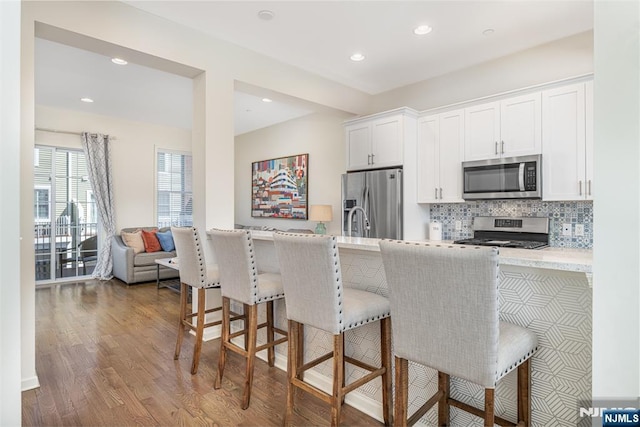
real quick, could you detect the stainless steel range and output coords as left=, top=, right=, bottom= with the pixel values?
left=453, top=217, right=549, bottom=249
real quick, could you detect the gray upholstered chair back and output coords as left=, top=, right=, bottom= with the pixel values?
left=379, top=241, right=500, bottom=388
left=273, top=233, right=343, bottom=334
left=171, top=227, right=208, bottom=289
left=209, top=229, right=258, bottom=305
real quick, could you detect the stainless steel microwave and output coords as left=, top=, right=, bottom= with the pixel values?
left=462, top=154, right=541, bottom=200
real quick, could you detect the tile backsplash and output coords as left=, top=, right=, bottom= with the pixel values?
left=429, top=200, right=593, bottom=248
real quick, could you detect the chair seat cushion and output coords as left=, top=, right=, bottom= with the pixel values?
left=496, top=321, right=539, bottom=382
left=342, top=288, right=390, bottom=332
left=255, top=272, right=284, bottom=302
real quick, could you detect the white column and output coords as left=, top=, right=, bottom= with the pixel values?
left=593, top=0, right=640, bottom=397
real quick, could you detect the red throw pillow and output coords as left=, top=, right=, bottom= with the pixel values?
left=141, top=229, right=162, bottom=253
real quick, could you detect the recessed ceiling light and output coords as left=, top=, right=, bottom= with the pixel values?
left=258, top=10, right=274, bottom=21
left=111, top=57, right=128, bottom=65
left=413, top=25, right=433, bottom=36
left=350, top=53, right=365, bottom=62
left=483, top=28, right=495, bottom=36
left=80, top=97, right=94, bottom=103
left=262, top=98, right=272, bottom=103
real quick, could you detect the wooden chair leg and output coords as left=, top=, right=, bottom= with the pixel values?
left=174, top=283, right=188, bottom=360
left=297, top=323, right=305, bottom=382
left=485, top=388, right=495, bottom=426
left=190, top=288, right=206, bottom=374
left=394, top=357, right=408, bottom=427
left=243, top=303, right=250, bottom=351
left=517, top=359, right=531, bottom=426
left=242, top=304, right=258, bottom=410
left=266, top=300, right=275, bottom=367
left=438, top=372, right=450, bottom=426
left=214, top=297, right=230, bottom=390
left=331, top=333, right=345, bottom=427
left=284, top=320, right=298, bottom=426
left=380, top=317, right=392, bottom=426
left=341, top=333, right=346, bottom=406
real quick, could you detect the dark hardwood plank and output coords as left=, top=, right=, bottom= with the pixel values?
left=22, top=279, right=384, bottom=426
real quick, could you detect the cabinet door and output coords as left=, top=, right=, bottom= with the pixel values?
left=346, top=122, right=372, bottom=171
left=585, top=80, right=594, bottom=200
left=542, top=83, right=586, bottom=201
left=371, top=115, right=403, bottom=168
left=416, top=115, right=439, bottom=203
left=464, top=101, right=500, bottom=161
left=439, top=109, right=465, bottom=202
left=500, top=92, right=541, bottom=157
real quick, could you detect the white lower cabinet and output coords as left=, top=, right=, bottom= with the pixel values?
left=542, top=81, right=593, bottom=201
left=417, top=109, right=464, bottom=203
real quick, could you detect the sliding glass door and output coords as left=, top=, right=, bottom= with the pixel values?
left=34, top=146, right=99, bottom=282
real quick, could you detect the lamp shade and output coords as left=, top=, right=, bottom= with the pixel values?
left=309, top=205, right=333, bottom=222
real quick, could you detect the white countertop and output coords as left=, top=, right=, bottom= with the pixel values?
left=249, top=230, right=592, bottom=274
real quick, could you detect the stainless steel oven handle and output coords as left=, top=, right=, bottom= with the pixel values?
left=518, top=163, right=525, bottom=191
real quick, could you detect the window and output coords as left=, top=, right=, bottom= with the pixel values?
left=157, top=150, right=192, bottom=227
left=34, top=186, right=51, bottom=222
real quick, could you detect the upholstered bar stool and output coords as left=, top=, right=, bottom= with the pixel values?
left=171, top=227, right=223, bottom=375
left=209, top=228, right=288, bottom=410
left=273, top=232, right=392, bottom=427
left=379, top=241, right=538, bottom=427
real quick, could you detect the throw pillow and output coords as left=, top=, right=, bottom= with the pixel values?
left=156, top=230, right=175, bottom=252
left=141, top=229, right=162, bottom=253
left=121, top=230, right=145, bottom=254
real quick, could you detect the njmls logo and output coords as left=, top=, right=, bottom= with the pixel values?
left=579, top=407, right=637, bottom=417
left=578, top=398, right=640, bottom=426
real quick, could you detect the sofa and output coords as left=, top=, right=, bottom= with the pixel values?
left=112, top=227, right=180, bottom=285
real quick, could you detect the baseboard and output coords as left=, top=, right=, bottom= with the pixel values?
left=21, top=375, right=40, bottom=391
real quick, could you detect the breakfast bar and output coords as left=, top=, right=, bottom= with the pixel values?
left=244, top=231, right=592, bottom=426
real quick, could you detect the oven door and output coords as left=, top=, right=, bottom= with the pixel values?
left=462, top=155, right=541, bottom=200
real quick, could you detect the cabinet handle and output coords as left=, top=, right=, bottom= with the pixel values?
left=367, top=154, right=371, bottom=165
left=588, top=180, right=592, bottom=196
left=579, top=180, right=583, bottom=196
left=501, top=140, right=505, bottom=155
left=439, top=188, right=443, bottom=199
left=371, top=153, right=375, bottom=164
left=495, top=141, right=498, bottom=155
left=435, top=188, right=438, bottom=199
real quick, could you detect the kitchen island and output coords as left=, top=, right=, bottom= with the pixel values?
left=238, top=231, right=592, bottom=426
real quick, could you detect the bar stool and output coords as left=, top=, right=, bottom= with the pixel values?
left=209, top=228, right=288, bottom=410
left=379, top=241, right=538, bottom=427
left=171, top=226, right=222, bottom=375
left=273, top=232, right=392, bottom=427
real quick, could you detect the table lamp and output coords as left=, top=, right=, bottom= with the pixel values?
left=309, top=205, right=333, bottom=235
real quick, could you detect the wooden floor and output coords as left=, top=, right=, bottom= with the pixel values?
left=22, top=279, right=384, bottom=426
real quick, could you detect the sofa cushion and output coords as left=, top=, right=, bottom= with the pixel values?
left=134, top=251, right=176, bottom=267
left=122, top=230, right=145, bottom=254
left=141, top=229, right=162, bottom=252
left=156, top=230, right=175, bottom=252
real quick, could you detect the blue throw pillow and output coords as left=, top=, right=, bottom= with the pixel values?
left=156, top=230, right=175, bottom=252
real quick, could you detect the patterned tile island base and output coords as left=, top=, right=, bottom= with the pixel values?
left=250, top=240, right=592, bottom=426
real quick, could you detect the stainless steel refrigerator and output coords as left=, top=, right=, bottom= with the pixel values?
left=341, top=168, right=403, bottom=239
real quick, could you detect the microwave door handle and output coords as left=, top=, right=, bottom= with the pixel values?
left=518, top=163, right=525, bottom=191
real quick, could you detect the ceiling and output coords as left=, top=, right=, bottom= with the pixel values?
left=35, top=1, right=593, bottom=135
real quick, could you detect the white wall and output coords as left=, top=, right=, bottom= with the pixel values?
left=35, top=105, right=192, bottom=231
left=235, top=111, right=352, bottom=234
left=370, top=31, right=593, bottom=113
left=1, top=0, right=23, bottom=424
left=592, top=1, right=640, bottom=398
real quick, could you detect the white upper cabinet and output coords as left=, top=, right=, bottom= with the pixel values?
left=464, top=93, right=542, bottom=161
left=417, top=109, right=465, bottom=203
left=542, top=81, right=593, bottom=201
left=346, top=110, right=413, bottom=171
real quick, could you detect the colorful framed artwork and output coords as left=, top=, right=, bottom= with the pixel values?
left=251, top=153, right=308, bottom=219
